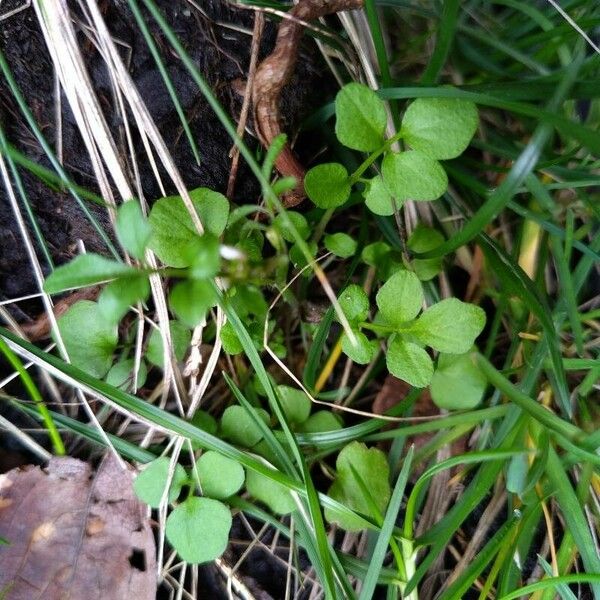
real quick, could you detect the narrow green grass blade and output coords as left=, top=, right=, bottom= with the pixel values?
left=406, top=410, right=525, bottom=594
left=12, top=397, right=155, bottom=463
left=404, top=449, right=524, bottom=540
left=477, top=235, right=570, bottom=414
left=421, top=0, right=460, bottom=85
left=359, top=447, right=414, bottom=600
left=545, top=448, right=600, bottom=597
left=216, top=289, right=346, bottom=596
left=223, top=372, right=296, bottom=474
left=498, top=575, right=600, bottom=600
left=438, top=510, right=521, bottom=600
left=0, top=127, right=53, bottom=268
left=0, top=339, right=64, bottom=455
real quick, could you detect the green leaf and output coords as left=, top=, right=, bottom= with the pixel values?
left=277, top=385, right=311, bottom=424
left=376, top=270, right=423, bottom=326
left=230, top=285, right=268, bottom=319
left=324, top=442, right=391, bottom=531
left=55, top=300, right=117, bottom=378
left=506, top=453, right=528, bottom=496
left=335, top=82, right=387, bottom=151
left=305, top=163, right=351, bottom=209
left=289, top=240, right=317, bottom=270
left=197, top=451, right=245, bottom=499
left=300, top=411, right=343, bottom=434
left=169, top=279, right=217, bottom=328
left=190, top=410, right=218, bottom=435
left=219, top=321, right=244, bottom=355
left=273, top=211, right=310, bottom=243
left=337, top=284, right=369, bottom=324
left=98, top=274, right=150, bottom=324
left=409, top=298, right=486, bottom=353
left=148, top=188, right=229, bottom=267
left=187, top=233, right=221, bottom=279
left=116, top=201, right=152, bottom=260
left=364, top=175, right=398, bottom=216
left=324, top=233, right=357, bottom=258
left=401, top=97, right=478, bottom=160
left=408, top=225, right=445, bottom=281
left=386, top=335, right=433, bottom=388
left=381, top=151, right=448, bottom=201
left=362, top=241, right=391, bottom=267
left=165, top=497, right=232, bottom=564
left=105, top=358, right=147, bottom=391
left=341, top=330, right=375, bottom=365
left=430, top=352, right=486, bottom=410
left=44, top=254, right=137, bottom=294
left=133, top=457, right=188, bottom=508
left=246, top=469, right=296, bottom=515
left=221, top=405, right=270, bottom=447
left=146, top=320, right=191, bottom=367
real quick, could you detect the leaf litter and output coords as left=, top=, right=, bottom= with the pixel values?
left=0, top=454, right=156, bottom=600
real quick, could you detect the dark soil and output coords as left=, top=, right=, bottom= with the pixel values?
left=0, top=0, right=323, bottom=311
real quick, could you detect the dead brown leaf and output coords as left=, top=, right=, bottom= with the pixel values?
left=0, top=455, right=156, bottom=600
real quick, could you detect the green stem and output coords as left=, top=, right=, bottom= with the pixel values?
left=348, top=129, right=405, bottom=185
left=0, top=337, right=65, bottom=455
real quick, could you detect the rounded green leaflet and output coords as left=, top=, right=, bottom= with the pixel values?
left=148, top=188, right=229, bottom=267
left=146, top=320, right=191, bottom=367
left=304, top=163, right=351, bottom=209
left=230, top=284, right=268, bottom=319
left=430, top=351, right=487, bottom=410
left=300, top=411, right=343, bottom=433
left=277, top=385, right=311, bottom=424
left=362, top=241, right=391, bottom=267
left=385, top=335, right=433, bottom=388
left=197, top=451, right=245, bottom=499
left=401, top=97, right=478, bottom=160
left=245, top=469, right=296, bottom=515
left=98, top=274, right=150, bottom=325
left=273, top=211, right=310, bottom=243
left=324, top=232, right=357, bottom=258
left=324, top=441, right=391, bottom=532
left=408, top=298, right=486, bottom=354
left=169, top=279, right=217, bottom=328
left=335, top=82, right=387, bottom=151
left=221, top=405, right=270, bottom=447
left=337, top=284, right=370, bottom=324
left=105, top=358, right=147, bottom=391
left=116, top=200, right=151, bottom=260
left=408, top=225, right=445, bottom=281
left=133, top=457, right=188, bottom=508
left=289, top=240, right=318, bottom=270
left=364, top=175, right=398, bottom=216
left=165, top=497, right=232, bottom=564
left=55, top=300, right=117, bottom=378
left=382, top=150, right=448, bottom=201
left=341, top=330, right=375, bottom=365
left=219, top=321, right=244, bottom=355
left=376, top=270, right=424, bottom=326
left=186, top=233, right=221, bottom=279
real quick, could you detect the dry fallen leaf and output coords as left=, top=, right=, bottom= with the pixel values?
left=0, top=455, right=156, bottom=600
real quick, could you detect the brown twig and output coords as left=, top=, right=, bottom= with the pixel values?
left=252, top=0, right=364, bottom=208
left=227, top=12, right=265, bottom=198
